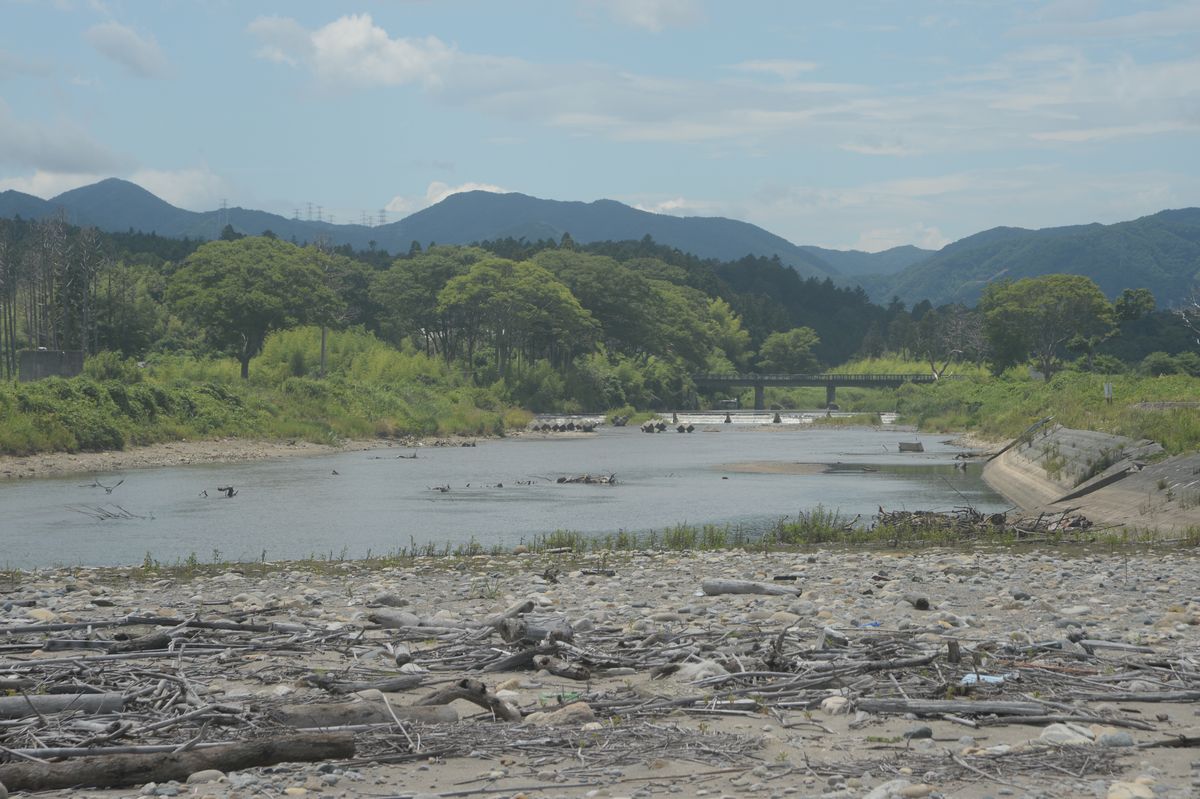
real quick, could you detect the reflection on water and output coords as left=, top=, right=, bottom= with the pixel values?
left=0, top=426, right=1006, bottom=568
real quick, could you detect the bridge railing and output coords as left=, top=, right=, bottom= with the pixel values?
left=692, top=372, right=949, bottom=384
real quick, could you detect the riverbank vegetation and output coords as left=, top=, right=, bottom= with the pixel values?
left=0, top=216, right=1197, bottom=456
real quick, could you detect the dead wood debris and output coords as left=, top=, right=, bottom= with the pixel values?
left=1, top=567, right=1196, bottom=791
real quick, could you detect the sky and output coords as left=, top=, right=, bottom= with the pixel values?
left=1, top=1, right=1199, bottom=252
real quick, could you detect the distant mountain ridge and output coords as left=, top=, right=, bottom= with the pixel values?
left=1, top=178, right=1197, bottom=306
left=0, top=179, right=839, bottom=279
left=876, top=208, right=1200, bottom=306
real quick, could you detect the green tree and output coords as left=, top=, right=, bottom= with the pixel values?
left=980, top=275, right=1114, bottom=379
left=371, top=246, right=487, bottom=357
left=167, top=237, right=341, bottom=378
left=706, top=298, right=751, bottom=368
left=1114, top=288, right=1156, bottom=322
left=756, top=327, right=821, bottom=373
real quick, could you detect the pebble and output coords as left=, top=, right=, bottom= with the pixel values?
left=186, top=769, right=225, bottom=784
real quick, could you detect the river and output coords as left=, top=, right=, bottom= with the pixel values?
left=0, top=423, right=1007, bottom=569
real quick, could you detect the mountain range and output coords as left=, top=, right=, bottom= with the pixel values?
left=1, top=178, right=1197, bottom=307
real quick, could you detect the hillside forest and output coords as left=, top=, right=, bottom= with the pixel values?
left=0, top=215, right=1198, bottom=454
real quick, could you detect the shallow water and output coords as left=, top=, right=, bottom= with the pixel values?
left=0, top=425, right=1006, bottom=568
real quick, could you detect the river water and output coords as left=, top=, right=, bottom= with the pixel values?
left=0, top=423, right=1007, bottom=569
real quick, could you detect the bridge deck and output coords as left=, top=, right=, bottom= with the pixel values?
left=692, top=373, right=951, bottom=410
left=693, top=372, right=941, bottom=387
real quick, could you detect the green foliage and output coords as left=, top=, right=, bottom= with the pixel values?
left=167, top=237, right=343, bottom=378
left=892, top=369, right=1200, bottom=454
left=756, top=327, right=821, bottom=373
left=980, top=275, right=1115, bottom=379
left=0, top=329, right=527, bottom=455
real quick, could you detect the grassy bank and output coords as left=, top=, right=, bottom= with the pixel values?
left=757, top=357, right=1200, bottom=455
left=0, top=327, right=531, bottom=456
left=103, top=506, right=1200, bottom=582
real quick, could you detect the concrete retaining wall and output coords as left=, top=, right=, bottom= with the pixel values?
left=18, top=350, right=84, bottom=382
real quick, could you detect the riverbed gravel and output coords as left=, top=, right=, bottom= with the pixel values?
left=3, top=545, right=1199, bottom=799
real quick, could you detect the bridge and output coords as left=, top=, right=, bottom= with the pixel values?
left=692, top=372, right=947, bottom=410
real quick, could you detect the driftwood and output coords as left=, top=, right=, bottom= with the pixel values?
left=0, top=692, right=125, bottom=719
left=270, top=701, right=457, bottom=727
left=532, top=654, right=591, bottom=680
left=0, top=732, right=355, bottom=791
left=300, top=673, right=425, bottom=695
left=856, top=698, right=1046, bottom=716
left=415, top=678, right=521, bottom=721
left=499, top=614, right=574, bottom=645
left=701, top=579, right=801, bottom=597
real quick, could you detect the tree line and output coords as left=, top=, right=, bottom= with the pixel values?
left=0, top=216, right=1195, bottom=409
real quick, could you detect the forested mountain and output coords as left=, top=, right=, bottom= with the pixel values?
left=800, top=244, right=932, bottom=277
left=3, top=179, right=1198, bottom=310
left=0, top=180, right=837, bottom=278
left=877, top=209, right=1200, bottom=307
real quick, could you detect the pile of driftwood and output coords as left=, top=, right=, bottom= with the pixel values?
left=555, top=473, right=617, bottom=485
left=2, top=570, right=1195, bottom=792
left=873, top=506, right=1097, bottom=541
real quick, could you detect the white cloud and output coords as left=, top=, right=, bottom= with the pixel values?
left=631, top=196, right=722, bottom=216
left=249, top=13, right=454, bottom=88
left=0, top=49, right=53, bottom=80
left=1015, top=3, right=1200, bottom=38
left=852, top=225, right=951, bottom=253
left=385, top=181, right=507, bottom=216
left=1031, top=120, right=1200, bottom=142
left=0, top=170, right=106, bottom=198
left=729, top=60, right=819, bottom=81
left=0, top=99, right=126, bottom=173
left=85, top=21, right=169, bottom=78
left=580, top=0, right=704, bottom=32
left=128, top=168, right=229, bottom=210
left=424, top=181, right=506, bottom=205
left=839, top=140, right=916, bottom=156
left=244, top=12, right=1200, bottom=157
left=0, top=166, right=228, bottom=209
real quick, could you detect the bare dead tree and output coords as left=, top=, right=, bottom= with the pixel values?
left=1178, top=290, right=1200, bottom=348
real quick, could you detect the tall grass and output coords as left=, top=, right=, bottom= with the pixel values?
left=0, top=327, right=528, bottom=456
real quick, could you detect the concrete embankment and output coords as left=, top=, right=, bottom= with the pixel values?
left=983, top=424, right=1200, bottom=532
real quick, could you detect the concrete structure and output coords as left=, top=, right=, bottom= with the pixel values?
left=18, top=350, right=84, bottom=382
left=693, top=372, right=948, bottom=410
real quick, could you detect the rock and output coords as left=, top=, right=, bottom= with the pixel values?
left=902, top=725, right=933, bottom=740
left=1106, top=781, right=1154, bottom=799
left=898, top=786, right=934, bottom=798
left=1098, top=731, right=1135, bottom=747
left=0, top=780, right=8, bottom=799
left=864, top=779, right=911, bottom=799
left=25, top=608, right=58, bottom=622
left=186, top=770, right=225, bottom=785
left=526, top=701, right=595, bottom=726
left=1038, top=722, right=1095, bottom=746
left=820, top=696, right=849, bottom=715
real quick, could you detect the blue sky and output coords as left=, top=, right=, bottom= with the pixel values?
left=2, top=1, right=1198, bottom=251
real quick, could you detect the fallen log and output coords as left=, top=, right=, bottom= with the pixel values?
left=415, top=678, right=521, bottom=721
left=856, top=698, right=1047, bottom=717
left=0, top=732, right=355, bottom=791
left=701, top=579, right=801, bottom=597
left=300, top=673, right=425, bottom=695
left=270, top=701, right=457, bottom=728
left=0, top=692, right=125, bottom=719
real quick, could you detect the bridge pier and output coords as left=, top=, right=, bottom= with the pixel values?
left=754, top=384, right=765, bottom=411
left=825, top=384, right=836, bottom=408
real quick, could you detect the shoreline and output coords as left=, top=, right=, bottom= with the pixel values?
left=0, top=435, right=482, bottom=481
